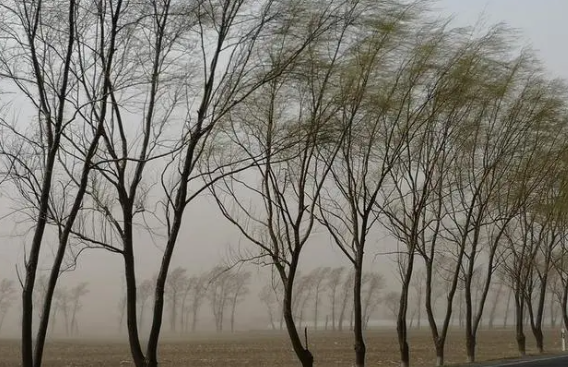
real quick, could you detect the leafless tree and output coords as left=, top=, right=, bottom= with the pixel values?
left=165, top=267, right=187, bottom=333
left=338, top=269, right=355, bottom=332
left=0, top=1, right=114, bottom=365
left=68, top=282, right=88, bottom=336
left=361, top=272, right=384, bottom=329
left=326, top=267, right=346, bottom=331
left=207, top=266, right=235, bottom=333
left=138, top=279, right=154, bottom=332
left=259, top=275, right=285, bottom=331
left=228, top=270, right=251, bottom=333
left=0, top=279, right=16, bottom=333
left=186, top=273, right=209, bottom=333
left=384, top=291, right=401, bottom=320
left=487, top=281, right=504, bottom=329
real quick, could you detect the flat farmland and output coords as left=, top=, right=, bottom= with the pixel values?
left=0, top=329, right=561, bottom=367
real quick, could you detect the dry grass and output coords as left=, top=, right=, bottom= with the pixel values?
left=0, top=328, right=561, bottom=367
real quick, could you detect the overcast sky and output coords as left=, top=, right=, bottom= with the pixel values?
left=436, top=0, right=568, bottom=79
left=0, top=0, right=567, bottom=337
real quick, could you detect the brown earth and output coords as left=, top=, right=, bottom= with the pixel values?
left=0, top=328, right=562, bottom=367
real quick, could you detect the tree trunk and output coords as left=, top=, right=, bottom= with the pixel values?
left=283, top=280, right=313, bottom=367
left=434, top=341, right=444, bottom=367
left=515, top=294, right=526, bottom=356
left=465, top=333, right=476, bottom=363
left=123, top=251, right=146, bottom=367
left=353, top=263, right=366, bottom=367
left=397, top=276, right=412, bottom=367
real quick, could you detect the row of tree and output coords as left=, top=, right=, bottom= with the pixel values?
left=117, top=266, right=251, bottom=334
left=2, top=1, right=568, bottom=367
left=260, top=267, right=384, bottom=331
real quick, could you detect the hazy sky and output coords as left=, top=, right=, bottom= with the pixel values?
left=436, top=0, right=568, bottom=79
left=0, top=0, right=567, bottom=337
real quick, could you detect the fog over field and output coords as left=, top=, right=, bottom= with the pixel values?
left=1, top=1, right=568, bottom=367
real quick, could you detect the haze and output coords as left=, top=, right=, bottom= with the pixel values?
left=0, top=0, right=567, bottom=342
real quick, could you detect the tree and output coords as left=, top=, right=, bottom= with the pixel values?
left=207, top=266, right=233, bottom=333
left=207, top=2, right=369, bottom=364
left=0, top=279, right=16, bottom=333
left=361, top=272, right=384, bottom=329
left=0, top=1, right=113, bottom=365
left=187, top=273, right=209, bottom=333
left=58, top=0, right=338, bottom=365
left=314, top=3, right=430, bottom=365
left=228, top=269, right=252, bottom=333
left=326, top=267, right=346, bottom=331
left=376, top=23, right=490, bottom=367
left=165, top=267, right=187, bottom=333
left=69, top=282, right=89, bottom=335
left=138, top=279, right=154, bottom=332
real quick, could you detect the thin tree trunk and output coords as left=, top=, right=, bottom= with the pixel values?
left=515, top=293, right=526, bottom=356
left=353, top=261, right=366, bottom=367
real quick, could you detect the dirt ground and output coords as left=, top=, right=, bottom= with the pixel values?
left=0, top=328, right=562, bottom=367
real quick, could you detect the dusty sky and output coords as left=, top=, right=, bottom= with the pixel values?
left=0, top=0, right=567, bottom=337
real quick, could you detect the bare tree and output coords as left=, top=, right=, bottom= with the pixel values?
left=326, top=267, right=346, bottom=331
left=338, top=269, right=355, bottom=332
left=0, top=279, right=16, bottom=333
left=0, top=1, right=114, bottom=365
left=138, top=280, right=154, bottom=332
left=207, top=266, right=233, bottom=333
left=228, top=270, right=252, bottom=333
left=165, top=267, right=187, bottom=333
left=361, top=272, right=384, bottom=329
left=487, top=281, right=504, bottom=329
left=259, top=282, right=279, bottom=330
left=69, top=282, right=88, bottom=336
left=187, top=273, right=209, bottom=333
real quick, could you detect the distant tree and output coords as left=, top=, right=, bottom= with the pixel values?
left=487, top=281, right=504, bottom=329
left=69, top=282, right=89, bottom=335
left=309, top=267, right=330, bottom=330
left=362, top=272, right=384, bottom=329
left=259, top=282, right=279, bottom=330
left=138, top=279, right=154, bottom=331
left=228, top=270, right=252, bottom=333
left=326, top=267, right=346, bottom=331
left=208, top=266, right=233, bottom=332
left=338, top=270, right=355, bottom=332
left=188, top=273, right=209, bottom=333
left=165, top=267, right=187, bottom=333
left=0, top=279, right=16, bottom=333
left=384, top=291, right=400, bottom=320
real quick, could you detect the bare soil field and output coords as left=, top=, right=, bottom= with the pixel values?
left=0, top=328, right=561, bottom=367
